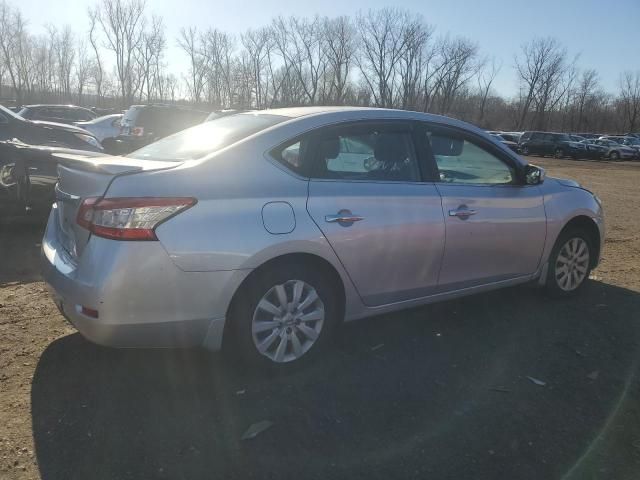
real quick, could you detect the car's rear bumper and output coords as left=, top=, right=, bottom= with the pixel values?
left=41, top=204, right=244, bottom=351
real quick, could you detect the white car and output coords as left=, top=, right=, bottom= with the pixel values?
left=74, top=114, right=122, bottom=142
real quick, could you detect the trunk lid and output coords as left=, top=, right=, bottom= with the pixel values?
left=53, top=151, right=180, bottom=259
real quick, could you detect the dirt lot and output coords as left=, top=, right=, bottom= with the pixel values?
left=2, top=156, right=640, bottom=480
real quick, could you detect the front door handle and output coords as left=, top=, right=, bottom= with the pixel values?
left=325, top=210, right=364, bottom=224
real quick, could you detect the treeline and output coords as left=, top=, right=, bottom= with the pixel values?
left=0, top=0, right=639, bottom=133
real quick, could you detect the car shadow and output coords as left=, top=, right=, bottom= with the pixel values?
left=0, top=217, right=46, bottom=285
left=31, top=281, right=640, bottom=480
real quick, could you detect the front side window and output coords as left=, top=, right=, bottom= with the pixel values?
left=425, top=129, right=515, bottom=185
left=313, top=126, right=420, bottom=182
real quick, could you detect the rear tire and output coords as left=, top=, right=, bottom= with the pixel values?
left=545, top=229, right=592, bottom=297
left=228, top=263, right=340, bottom=368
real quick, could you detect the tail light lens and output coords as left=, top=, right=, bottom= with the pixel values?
left=132, top=126, right=144, bottom=137
left=77, top=197, right=196, bottom=240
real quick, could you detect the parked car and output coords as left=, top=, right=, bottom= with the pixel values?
left=0, top=140, right=104, bottom=216
left=519, top=131, right=587, bottom=158
left=498, top=132, right=522, bottom=143
left=42, top=107, right=604, bottom=367
left=580, top=139, right=607, bottom=159
left=104, top=104, right=209, bottom=155
left=18, top=104, right=97, bottom=124
left=490, top=134, right=519, bottom=152
left=0, top=104, right=102, bottom=151
left=576, top=133, right=600, bottom=139
left=593, top=139, right=636, bottom=160
left=74, top=114, right=122, bottom=142
left=599, top=135, right=640, bottom=158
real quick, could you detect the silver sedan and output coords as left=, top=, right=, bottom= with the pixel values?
left=42, top=107, right=605, bottom=366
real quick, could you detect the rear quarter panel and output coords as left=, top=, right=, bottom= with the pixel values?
left=105, top=137, right=365, bottom=318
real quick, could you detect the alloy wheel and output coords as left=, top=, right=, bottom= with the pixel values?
left=555, top=237, right=590, bottom=292
left=251, top=280, right=325, bottom=363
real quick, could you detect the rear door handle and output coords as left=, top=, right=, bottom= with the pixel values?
left=449, top=208, right=477, bottom=218
left=325, top=210, right=364, bottom=224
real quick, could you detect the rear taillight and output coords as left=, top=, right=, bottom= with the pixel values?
left=77, top=197, right=196, bottom=241
left=132, top=126, right=144, bottom=137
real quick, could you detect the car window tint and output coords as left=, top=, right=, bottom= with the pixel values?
left=426, top=131, right=514, bottom=185
left=274, top=140, right=304, bottom=173
left=315, top=128, right=420, bottom=182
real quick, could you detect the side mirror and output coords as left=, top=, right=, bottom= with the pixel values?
left=525, top=164, right=545, bottom=185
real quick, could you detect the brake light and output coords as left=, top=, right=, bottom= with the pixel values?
left=76, top=197, right=196, bottom=241
left=132, top=126, right=144, bottom=137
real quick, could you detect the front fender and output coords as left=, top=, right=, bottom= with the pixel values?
left=539, top=178, right=604, bottom=267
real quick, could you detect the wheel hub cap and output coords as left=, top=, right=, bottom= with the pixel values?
left=555, top=237, right=590, bottom=292
left=251, top=280, right=325, bottom=363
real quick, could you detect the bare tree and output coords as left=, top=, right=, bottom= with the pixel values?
left=200, top=28, right=234, bottom=107
left=398, top=19, right=433, bottom=110
left=323, top=16, right=355, bottom=105
left=51, top=26, right=75, bottom=101
left=95, top=0, right=147, bottom=106
left=136, top=15, right=165, bottom=101
left=355, top=8, right=413, bottom=108
left=476, top=57, right=502, bottom=125
left=573, top=69, right=599, bottom=131
left=87, top=6, right=104, bottom=103
left=177, top=26, right=206, bottom=103
left=75, top=41, right=93, bottom=104
left=515, top=37, right=567, bottom=129
left=619, top=71, right=640, bottom=133
left=241, top=27, right=272, bottom=108
left=430, top=36, right=480, bottom=115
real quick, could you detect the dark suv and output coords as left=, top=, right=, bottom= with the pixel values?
left=18, top=104, right=97, bottom=124
left=104, top=104, right=209, bottom=154
left=519, top=131, right=586, bottom=158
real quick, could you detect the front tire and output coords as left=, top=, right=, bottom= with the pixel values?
left=229, top=263, right=339, bottom=368
left=610, top=151, right=620, bottom=161
left=522, top=145, right=530, bottom=156
left=545, top=230, right=592, bottom=297
left=554, top=148, right=564, bottom=159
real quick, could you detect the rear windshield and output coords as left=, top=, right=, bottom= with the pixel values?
left=127, top=113, right=287, bottom=161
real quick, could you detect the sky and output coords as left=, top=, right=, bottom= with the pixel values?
left=15, top=0, right=640, bottom=98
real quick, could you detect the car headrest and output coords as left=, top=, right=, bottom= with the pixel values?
left=374, top=134, right=407, bottom=165
left=319, top=137, right=340, bottom=160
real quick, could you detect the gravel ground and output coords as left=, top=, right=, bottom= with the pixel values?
left=2, top=156, right=640, bottom=480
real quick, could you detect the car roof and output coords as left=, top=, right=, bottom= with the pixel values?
left=241, top=106, right=491, bottom=133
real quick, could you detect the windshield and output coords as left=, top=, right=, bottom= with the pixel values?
left=127, top=113, right=287, bottom=161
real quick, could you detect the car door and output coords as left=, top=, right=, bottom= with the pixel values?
left=304, top=121, right=446, bottom=306
left=421, top=124, right=547, bottom=291
left=526, top=132, right=542, bottom=154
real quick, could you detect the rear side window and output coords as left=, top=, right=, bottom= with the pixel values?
left=313, top=126, right=420, bottom=182
left=530, top=133, right=543, bottom=140
left=128, top=113, right=287, bottom=161
left=272, top=139, right=311, bottom=175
